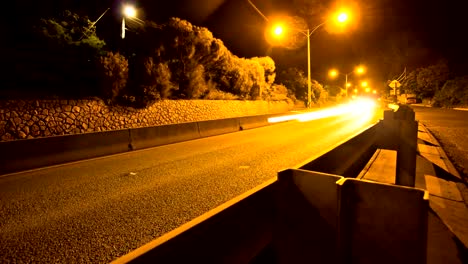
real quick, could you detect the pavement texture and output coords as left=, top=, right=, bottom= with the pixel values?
left=360, top=121, right=468, bottom=264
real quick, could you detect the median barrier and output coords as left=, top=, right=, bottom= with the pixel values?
left=337, top=178, right=428, bottom=264
left=0, top=129, right=130, bottom=175
left=129, top=122, right=200, bottom=150
left=113, top=179, right=277, bottom=264
left=111, top=106, right=427, bottom=263
left=297, top=123, right=379, bottom=178
left=238, top=115, right=271, bottom=130
left=197, top=118, right=240, bottom=138
left=0, top=113, right=288, bottom=175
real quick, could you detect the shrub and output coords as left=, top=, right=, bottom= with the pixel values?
left=97, top=52, right=128, bottom=101
left=142, top=58, right=178, bottom=100
left=433, top=76, right=468, bottom=107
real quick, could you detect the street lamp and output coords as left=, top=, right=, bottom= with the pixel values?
left=271, top=11, right=350, bottom=108
left=122, top=4, right=137, bottom=39
left=328, top=66, right=366, bottom=98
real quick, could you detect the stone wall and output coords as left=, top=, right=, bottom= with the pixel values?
left=0, top=99, right=294, bottom=141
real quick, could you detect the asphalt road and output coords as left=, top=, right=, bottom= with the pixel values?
left=0, top=108, right=382, bottom=263
left=412, top=105, right=468, bottom=182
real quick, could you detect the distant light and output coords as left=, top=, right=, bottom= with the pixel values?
left=365, top=87, right=371, bottom=93
left=123, top=5, right=137, bottom=18
left=337, top=12, right=349, bottom=23
left=329, top=69, right=338, bottom=78
left=361, top=81, right=368, bottom=87
left=346, top=83, right=352, bottom=87
left=354, top=88, right=358, bottom=93
left=372, top=90, right=377, bottom=94
left=272, top=25, right=284, bottom=36
left=355, top=66, right=366, bottom=74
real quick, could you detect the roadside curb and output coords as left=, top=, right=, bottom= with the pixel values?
left=418, top=123, right=462, bottom=180
left=417, top=122, right=468, bottom=250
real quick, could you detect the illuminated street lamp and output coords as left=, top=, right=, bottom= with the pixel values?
left=122, top=4, right=137, bottom=39
left=328, top=65, right=366, bottom=98
left=271, top=11, right=350, bottom=107
left=361, top=81, right=368, bottom=87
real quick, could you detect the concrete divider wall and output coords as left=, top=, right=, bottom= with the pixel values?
left=129, top=122, right=200, bottom=150
left=0, top=129, right=130, bottom=175
left=0, top=113, right=286, bottom=174
left=239, top=115, right=271, bottom=130
left=113, top=179, right=277, bottom=264
left=298, top=122, right=380, bottom=178
left=197, top=118, right=240, bottom=138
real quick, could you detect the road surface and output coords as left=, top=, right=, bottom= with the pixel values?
left=0, top=108, right=382, bottom=263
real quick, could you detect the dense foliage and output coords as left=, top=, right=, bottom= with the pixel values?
left=12, top=11, right=328, bottom=108
left=276, top=67, right=327, bottom=104
left=13, top=11, right=105, bottom=98
left=125, top=18, right=283, bottom=106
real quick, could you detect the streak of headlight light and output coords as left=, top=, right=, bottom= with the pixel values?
left=267, top=99, right=377, bottom=124
left=268, top=104, right=352, bottom=123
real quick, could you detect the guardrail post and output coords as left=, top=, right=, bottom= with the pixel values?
left=378, top=105, right=418, bottom=187
left=395, top=106, right=418, bottom=187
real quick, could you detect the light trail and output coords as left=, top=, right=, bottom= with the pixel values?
left=268, top=98, right=377, bottom=124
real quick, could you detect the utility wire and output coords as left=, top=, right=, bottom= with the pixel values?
left=246, top=0, right=269, bottom=22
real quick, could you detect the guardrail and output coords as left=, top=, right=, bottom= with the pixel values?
left=0, top=113, right=282, bottom=175
left=113, top=105, right=428, bottom=264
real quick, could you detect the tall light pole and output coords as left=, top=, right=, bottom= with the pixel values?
left=272, top=12, right=349, bottom=108
left=122, top=5, right=137, bottom=39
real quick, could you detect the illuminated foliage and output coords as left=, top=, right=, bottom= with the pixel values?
left=132, top=18, right=281, bottom=102
left=97, top=52, right=128, bottom=101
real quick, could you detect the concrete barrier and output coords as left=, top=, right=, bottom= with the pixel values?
left=0, top=129, right=130, bottom=174
left=337, top=178, right=428, bottom=264
left=129, top=122, right=200, bottom=150
left=298, top=123, right=379, bottom=178
left=197, top=118, right=240, bottom=138
left=113, top=179, right=277, bottom=264
left=239, top=115, right=270, bottom=130
left=0, top=113, right=283, bottom=175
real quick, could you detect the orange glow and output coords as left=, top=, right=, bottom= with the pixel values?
left=268, top=99, right=377, bottom=123
left=329, top=69, right=338, bottom=78
left=272, top=24, right=284, bottom=36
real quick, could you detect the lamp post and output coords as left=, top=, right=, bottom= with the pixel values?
left=272, top=12, right=349, bottom=108
left=122, top=5, right=137, bottom=39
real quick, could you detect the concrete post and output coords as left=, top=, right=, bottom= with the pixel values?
left=395, top=107, right=418, bottom=187
left=379, top=106, right=418, bottom=187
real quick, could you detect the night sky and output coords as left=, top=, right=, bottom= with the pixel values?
left=14, top=0, right=468, bottom=83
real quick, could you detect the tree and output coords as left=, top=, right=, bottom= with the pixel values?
left=16, top=10, right=106, bottom=97
left=402, top=69, right=419, bottom=94
left=130, top=18, right=278, bottom=101
left=276, top=67, right=307, bottom=100
left=416, top=60, right=450, bottom=98
left=433, top=76, right=468, bottom=107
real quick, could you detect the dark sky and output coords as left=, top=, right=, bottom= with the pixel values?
left=14, top=0, right=468, bottom=82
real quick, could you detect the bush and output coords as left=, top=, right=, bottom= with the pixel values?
left=142, top=58, right=178, bottom=100
left=129, top=18, right=277, bottom=100
left=97, top=52, right=128, bottom=101
left=433, top=76, right=468, bottom=107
